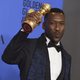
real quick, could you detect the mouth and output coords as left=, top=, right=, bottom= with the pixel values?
left=55, top=33, right=60, bottom=38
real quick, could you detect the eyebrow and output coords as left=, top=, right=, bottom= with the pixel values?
left=52, top=19, right=65, bottom=22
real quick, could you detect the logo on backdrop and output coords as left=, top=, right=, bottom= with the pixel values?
left=0, top=34, right=5, bottom=44
left=22, top=0, right=42, bottom=22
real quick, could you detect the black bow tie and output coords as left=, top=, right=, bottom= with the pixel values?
left=47, top=41, right=62, bottom=52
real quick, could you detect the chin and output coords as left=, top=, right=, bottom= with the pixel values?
left=54, top=38, right=60, bottom=43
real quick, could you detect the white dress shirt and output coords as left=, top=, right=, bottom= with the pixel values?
left=46, top=37, right=62, bottom=80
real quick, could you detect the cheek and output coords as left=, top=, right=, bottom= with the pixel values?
left=46, top=25, right=53, bottom=31
left=48, top=25, right=55, bottom=31
left=45, top=26, right=54, bottom=35
left=61, top=26, right=65, bottom=32
left=60, top=27, right=65, bottom=36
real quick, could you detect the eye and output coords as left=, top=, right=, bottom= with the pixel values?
left=49, top=21, right=56, bottom=24
left=60, top=22, right=64, bottom=25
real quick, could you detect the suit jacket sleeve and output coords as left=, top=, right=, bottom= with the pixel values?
left=2, top=30, right=30, bottom=64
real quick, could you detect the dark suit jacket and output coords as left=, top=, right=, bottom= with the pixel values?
left=2, top=31, right=71, bottom=80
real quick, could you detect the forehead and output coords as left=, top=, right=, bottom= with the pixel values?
left=46, top=13, right=65, bottom=21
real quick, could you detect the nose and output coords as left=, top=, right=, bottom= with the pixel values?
left=55, top=23, right=60, bottom=31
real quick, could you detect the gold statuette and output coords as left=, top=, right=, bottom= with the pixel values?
left=22, top=3, right=51, bottom=32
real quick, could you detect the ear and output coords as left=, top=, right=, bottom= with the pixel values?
left=42, top=22, right=46, bottom=30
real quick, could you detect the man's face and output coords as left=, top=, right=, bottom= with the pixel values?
left=43, top=13, right=65, bottom=43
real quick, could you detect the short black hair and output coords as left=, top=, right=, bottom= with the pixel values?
left=44, top=8, right=64, bottom=20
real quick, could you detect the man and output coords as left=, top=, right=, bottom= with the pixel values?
left=2, top=8, right=71, bottom=80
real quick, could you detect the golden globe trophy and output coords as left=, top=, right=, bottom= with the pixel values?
left=22, top=3, right=51, bottom=32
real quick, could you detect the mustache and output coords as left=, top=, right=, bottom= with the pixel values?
left=54, top=31, right=61, bottom=34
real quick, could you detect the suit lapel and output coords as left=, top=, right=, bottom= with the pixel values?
left=38, top=33, right=51, bottom=80
left=57, top=46, right=66, bottom=80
